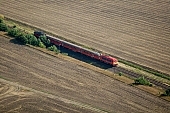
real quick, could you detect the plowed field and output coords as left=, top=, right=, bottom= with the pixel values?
left=0, top=0, right=170, bottom=74
left=1, top=36, right=170, bottom=112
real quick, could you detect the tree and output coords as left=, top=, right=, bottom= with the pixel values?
left=25, top=34, right=38, bottom=46
left=48, top=45, right=60, bottom=54
left=0, top=18, right=3, bottom=23
left=8, top=28, right=20, bottom=37
left=39, top=35, right=47, bottom=45
left=0, top=23, right=8, bottom=31
left=16, top=33, right=28, bottom=44
left=38, top=41, right=46, bottom=48
left=39, top=35, right=51, bottom=47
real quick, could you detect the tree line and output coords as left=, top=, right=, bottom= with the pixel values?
left=0, top=18, right=60, bottom=53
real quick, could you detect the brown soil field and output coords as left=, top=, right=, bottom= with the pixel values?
left=0, top=0, right=170, bottom=75
left=0, top=81, right=96, bottom=113
left=1, top=36, right=170, bottom=112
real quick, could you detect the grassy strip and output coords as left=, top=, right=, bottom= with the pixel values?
left=119, top=59, right=170, bottom=80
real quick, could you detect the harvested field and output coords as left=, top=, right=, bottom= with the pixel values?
left=0, top=81, right=96, bottom=113
left=0, top=0, right=170, bottom=74
left=1, top=36, right=170, bottom=112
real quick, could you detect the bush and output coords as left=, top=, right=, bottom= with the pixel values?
left=25, top=34, right=38, bottom=46
left=48, top=45, right=60, bottom=54
left=39, top=35, right=51, bottom=47
left=0, top=18, right=3, bottom=23
left=8, top=28, right=20, bottom=37
left=134, top=76, right=151, bottom=86
left=165, top=89, right=170, bottom=96
left=0, top=23, right=8, bottom=31
left=119, top=72, right=122, bottom=76
left=38, top=41, right=46, bottom=48
left=15, top=33, right=28, bottom=44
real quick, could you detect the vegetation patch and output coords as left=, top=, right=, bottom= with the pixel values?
left=161, top=89, right=170, bottom=96
left=48, top=45, right=60, bottom=54
left=0, top=17, right=60, bottom=53
left=0, top=18, right=8, bottom=32
left=133, top=76, right=152, bottom=86
left=119, top=72, right=123, bottom=76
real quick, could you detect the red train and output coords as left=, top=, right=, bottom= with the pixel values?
left=34, top=31, right=118, bottom=66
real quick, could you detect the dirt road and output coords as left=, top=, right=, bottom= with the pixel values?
left=1, top=36, right=170, bottom=112
left=0, top=0, right=170, bottom=74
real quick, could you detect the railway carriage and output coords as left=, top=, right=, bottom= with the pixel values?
left=34, top=31, right=118, bottom=66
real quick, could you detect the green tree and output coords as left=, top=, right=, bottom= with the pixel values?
left=39, top=35, right=47, bottom=44
left=0, top=23, right=8, bottom=31
left=48, top=45, right=60, bottom=54
left=8, top=28, right=20, bottom=37
left=26, top=34, right=38, bottom=46
left=39, top=41, right=46, bottom=48
left=46, top=39, right=51, bottom=47
left=16, top=33, right=28, bottom=44
left=0, top=18, right=3, bottom=23
left=39, top=35, right=51, bottom=47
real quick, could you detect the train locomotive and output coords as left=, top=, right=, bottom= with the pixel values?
left=34, top=31, right=118, bottom=66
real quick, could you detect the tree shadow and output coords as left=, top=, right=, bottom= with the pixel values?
left=9, top=38, right=25, bottom=45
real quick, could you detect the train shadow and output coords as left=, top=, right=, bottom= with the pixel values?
left=59, top=46, right=113, bottom=69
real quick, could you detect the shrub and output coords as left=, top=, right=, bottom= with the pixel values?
left=165, top=89, right=170, bottom=96
left=20, top=35, right=28, bottom=44
left=38, top=41, right=46, bottom=48
left=0, top=18, right=3, bottom=23
left=119, top=72, right=122, bottom=76
left=48, top=45, right=60, bottom=54
left=8, top=28, right=20, bottom=37
left=16, top=33, right=28, bottom=44
left=161, top=88, right=170, bottom=96
left=134, top=76, right=151, bottom=86
left=39, top=35, right=51, bottom=47
left=0, top=23, right=8, bottom=31
left=25, top=34, right=38, bottom=46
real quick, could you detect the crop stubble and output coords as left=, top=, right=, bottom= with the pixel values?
left=0, top=0, right=170, bottom=75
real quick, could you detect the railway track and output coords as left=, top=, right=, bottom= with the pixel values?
left=109, top=66, right=170, bottom=90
